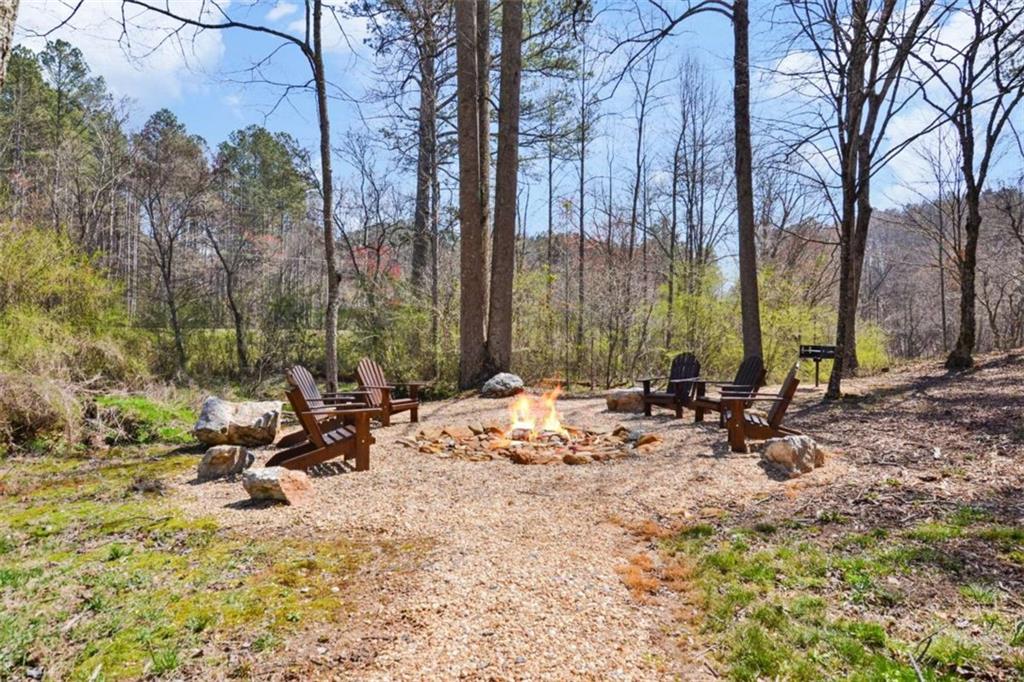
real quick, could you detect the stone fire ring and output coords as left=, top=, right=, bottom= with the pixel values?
left=398, top=423, right=663, bottom=466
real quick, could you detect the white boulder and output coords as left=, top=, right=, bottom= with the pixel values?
left=762, top=435, right=826, bottom=477
left=605, top=388, right=645, bottom=413
left=241, top=467, right=315, bottom=505
left=480, top=373, right=525, bottom=398
left=193, top=396, right=281, bottom=446
left=197, top=445, right=254, bottom=480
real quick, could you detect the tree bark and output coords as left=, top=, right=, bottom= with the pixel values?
left=477, top=0, right=491, bottom=311
left=313, top=1, right=342, bottom=392
left=0, top=0, right=19, bottom=96
left=732, top=0, right=763, bottom=361
left=948, top=192, right=981, bottom=369
left=455, top=0, right=488, bottom=388
left=411, top=16, right=436, bottom=292
left=224, top=273, right=250, bottom=373
left=486, top=0, right=522, bottom=373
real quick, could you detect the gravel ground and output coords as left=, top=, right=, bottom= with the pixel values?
left=176, top=392, right=846, bottom=680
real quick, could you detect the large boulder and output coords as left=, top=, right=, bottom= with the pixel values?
left=193, top=396, right=281, bottom=446
left=241, top=467, right=315, bottom=505
left=480, top=373, right=525, bottom=398
left=605, top=388, right=644, bottom=413
left=197, top=445, right=254, bottom=481
left=762, top=435, right=826, bottom=478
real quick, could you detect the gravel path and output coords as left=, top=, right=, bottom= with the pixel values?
left=177, top=394, right=846, bottom=680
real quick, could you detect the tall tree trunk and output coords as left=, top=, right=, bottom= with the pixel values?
left=575, top=40, right=588, bottom=378
left=160, top=265, right=188, bottom=378
left=411, top=18, right=436, bottom=292
left=477, top=0, right=491, bottom=312
left=0, top=0, right=18, bottom=91
left=455, top=0, right=487, bottom=388
left=486, top=0, right=522, bottom=373
left=225, top=274, right=250, bottom=373
left=312, top=0, right=341, bottom=392
left=667, top=135, right=682, bottom=349
left=732, top=0, right=763, bottom=361
left=948, top=192, right=981, bottom=368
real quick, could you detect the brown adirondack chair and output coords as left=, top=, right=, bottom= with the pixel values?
left=277, top=365, right=376, bottom=448
left=638, top=353, right=701, bottom=418
left=689, top=355, right=767, bottom=423
left=356, top=357, right=426, bottom=426
left=268, top=385, right=376, bottom=471
left=267, top=386, right=376, bottom=471
left=722, top=363, right=801, bottom=453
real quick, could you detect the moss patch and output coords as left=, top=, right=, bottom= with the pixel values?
left=0, top=449, right=403, bottom=680
left=93, top=395, right=196, bottom=445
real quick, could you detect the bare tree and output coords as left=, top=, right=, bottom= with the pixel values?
left=772, top=0, right=944, bottom=398
left=117, top=0, right=352, bottom=390
left=131, top=109, right=209, bottom=378
left=732, top=0, right=762, bottom=360
left=914, top=0, right=1024, bottom=368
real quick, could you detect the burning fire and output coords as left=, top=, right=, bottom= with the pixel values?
left=507, top=387, right=567, bottom=439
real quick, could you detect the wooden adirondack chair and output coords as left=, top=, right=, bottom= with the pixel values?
left=356, top=357, right=426, bottom=426
left=267, top=386, right=376, bottom=471
left=722, top=363, right=802, bottom=453
left=277, top=365, right=376, bottom=448
left=638, top=353, right=701, bottom=417
left=689, top=355, right=767, bottom=423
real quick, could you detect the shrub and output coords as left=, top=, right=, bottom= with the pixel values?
left=0, top=224, right=150, bottom=386
left=0, top=372, right=81, bottom=454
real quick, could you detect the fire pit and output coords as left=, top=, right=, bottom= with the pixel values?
left=401, top=388, right=663, bottom=465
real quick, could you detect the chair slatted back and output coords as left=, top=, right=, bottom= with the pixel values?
left=287, top=365, right=324, bottom=409
left=284, top=386, right=327, bottom=448
left=723, top=355, right=765, bottom=398
left=666, top=353, right=700, bottom=401
left=768, top=364, right=801, bottom=427
left=357, top=357, right=388, bottom=407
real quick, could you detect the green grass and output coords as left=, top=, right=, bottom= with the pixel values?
left=661, top=508, right=1024, bottom=680
left=94, top=395, right=196, bottom=445
left=0, top=448, right=413, bottom=680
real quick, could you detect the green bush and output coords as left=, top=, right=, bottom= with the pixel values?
left=0, top=223, right=149, bottom=385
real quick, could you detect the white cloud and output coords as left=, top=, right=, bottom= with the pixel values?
left=287, top=12, right=369, bottom=54
left=266, top=2, right=298, bottom=23
left=14, top=0, right=226, bottom=105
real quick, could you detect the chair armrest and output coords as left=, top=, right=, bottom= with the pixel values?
left=321, top=395, right=367, bottom=404
left=301, top=407, right=379, bottom=417
left=360, top=384, right=397, bottom=390
left=636, top=375, right=667, bottom=383
left=668, top=378, right=700, bottom=384
left=323, top=390, right=370, bottom=397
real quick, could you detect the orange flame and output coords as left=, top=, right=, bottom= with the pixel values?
left=508, top=394, right=536, bottom=432
left=539, top=386, right=567, bottom=436
left=507, top=386, right=566, bottom=438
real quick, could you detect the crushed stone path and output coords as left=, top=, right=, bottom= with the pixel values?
left=178, top=394, right=845, bottom=680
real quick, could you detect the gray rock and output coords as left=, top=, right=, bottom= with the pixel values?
left=605, top=388, right=644, bottom=413
left=241, top=467, right=315, bottom=505
left=762, top=435, right=826, bottom=477
left=480, top=373, right=525, bottom=398
left=197, top=445, right=254, bottom=481
left=193, top=396, right=281, bottom=446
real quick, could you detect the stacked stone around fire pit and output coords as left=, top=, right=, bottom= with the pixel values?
left=401, top=423, right=662, bottom=465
